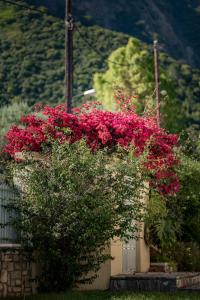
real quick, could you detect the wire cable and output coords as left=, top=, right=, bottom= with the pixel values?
left=0, top=0, right=48, bottom=14
left=75, top=24, right=135, bottom=68
left=0, top=0, right=128, bottom=87
left=1, top=0, right=135, bottom=69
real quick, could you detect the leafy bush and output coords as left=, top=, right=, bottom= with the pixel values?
left=4, top=102, right=179, bottom=195
left=174, top=242, right=200, bottom=272
left=146, top=154, right=200, bottom=271
left=13, top=141, right=146, bottom=291
left=0, top=101, right=30, bottom=149
left=4, top=99, right=180, bottom=290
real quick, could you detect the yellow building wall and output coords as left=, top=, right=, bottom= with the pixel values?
left=76, top=246, right=111, bottom=291
left=77, top=185, right=150, bottom=290
left=136, top=223, right=150, bottom=272
left=111, top=238, right=123, bottom=276
left=77, top=235, right=150, bottom=291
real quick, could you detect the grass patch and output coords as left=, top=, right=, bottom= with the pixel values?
left=1, top=291, right=199, bottom=300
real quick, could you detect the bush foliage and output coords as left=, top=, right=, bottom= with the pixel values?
left=0, top=102, right=30, bottom=148
left=4, top=102, right=179, bottom=195
left=146, top=154, right=200, bottom=271
left=4, top=99, right=179, bottom=290
left=13, top=141, right=146, bottom=291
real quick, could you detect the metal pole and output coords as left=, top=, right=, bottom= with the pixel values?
left=153, top=40, right=161, bottom=126
left=65, top=0, right=74, bottom=113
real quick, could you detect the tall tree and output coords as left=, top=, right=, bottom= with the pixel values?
left=94, top=38, right=199, bottom=133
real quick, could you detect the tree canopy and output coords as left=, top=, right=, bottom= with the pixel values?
left=94, top=38, right=200, bottom=133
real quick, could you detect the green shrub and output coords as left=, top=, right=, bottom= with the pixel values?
left=146, top=154, right=200, bottom=271
left=0, top=102, right=30, bottom=148
left=13, top=141, right=146, bottom=291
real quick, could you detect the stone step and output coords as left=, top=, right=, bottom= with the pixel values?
left=179, top=284, right=200, bottom=292
left=177, top=273, right=200, bottom=289
left=109, top=272, right=200, bottom=292
left=149, top=262, right=176, bottom=273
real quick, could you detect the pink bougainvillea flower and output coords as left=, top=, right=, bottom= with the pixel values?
left=3, top=101, right=179, bottom=195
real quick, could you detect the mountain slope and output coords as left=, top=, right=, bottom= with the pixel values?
left=0, top=2, right=200, bottom=134
left=0, top=2, right=128, bottom=106
left=27, top=0, right=200, bottom=68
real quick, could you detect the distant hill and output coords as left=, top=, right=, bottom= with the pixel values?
left=26, top=0, right=200, bottom=68
left=0, top=2, right=128, bottom=106
left=0, top=1, right=200, bottom=134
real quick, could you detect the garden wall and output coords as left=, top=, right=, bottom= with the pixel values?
left=0, top=248, right=36, bottom=297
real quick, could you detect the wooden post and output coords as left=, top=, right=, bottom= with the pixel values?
left=153, top=40, right=161, bottom=126
left=65, top=0, right=74, bottom=113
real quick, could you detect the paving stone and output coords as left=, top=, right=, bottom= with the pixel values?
left=1, top=270, right=8, bottom=283
left=7, top=262, right=14, bottom=272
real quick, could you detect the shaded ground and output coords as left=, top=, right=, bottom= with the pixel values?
left=1, top=291, right=200, bottom=300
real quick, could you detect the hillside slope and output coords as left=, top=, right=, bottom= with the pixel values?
left=0, top=2, right=200, bottom=134
left=27, top=0, right=200, bottom=68
left=0, top=2, right=128, bottom=106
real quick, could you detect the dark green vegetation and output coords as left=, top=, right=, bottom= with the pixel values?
left=27, top=0, right=200, bottom=68
left=13, top=141, right=145, bottom=291
left=1, top=0, right=200, bottom=276
left=1, top=291, right=200, bottom=300
left=147, top=155, right=200, bottom=271
left=0, top=2, right=128, bottom=107
left=93, top=37, right=200, bottom=272
left=94, top=37, right=200, bottom=133
left=0, top=102, right=30, bottom=148
left=1, top=2, right=200, bottom=136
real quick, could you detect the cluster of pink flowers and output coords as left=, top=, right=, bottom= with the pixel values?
left=3, top=102, right=179, bottom=195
